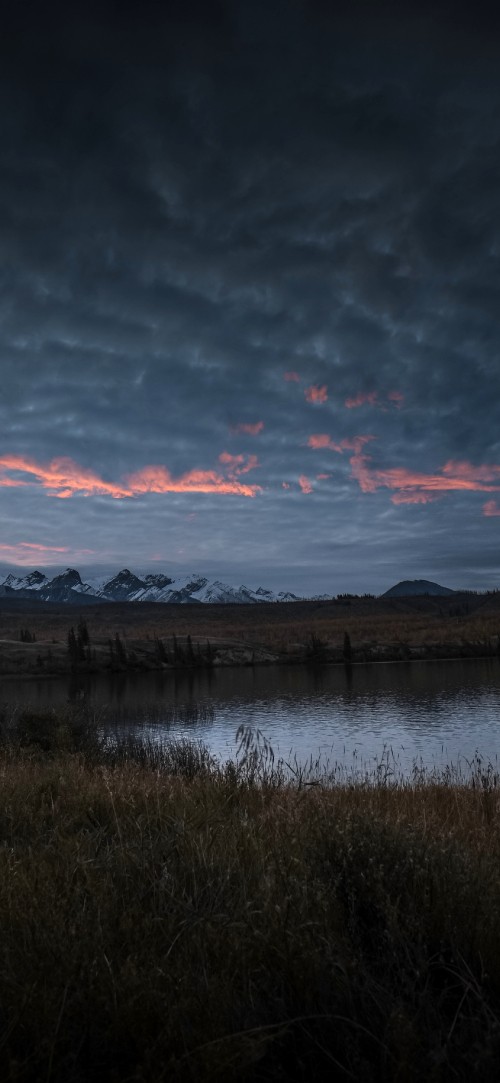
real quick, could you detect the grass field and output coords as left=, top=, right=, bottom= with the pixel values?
left=0, top=708, right=500, bottom=1080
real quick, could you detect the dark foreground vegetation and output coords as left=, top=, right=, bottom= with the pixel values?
left=1, top=707, right=500, bottom=1080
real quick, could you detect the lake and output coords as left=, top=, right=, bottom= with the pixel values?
left=3, top=656, right=500, bottom=778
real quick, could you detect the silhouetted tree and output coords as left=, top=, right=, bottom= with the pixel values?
left=172, top=634, right=183, bottom=665
left=205, top=640, right=214, bottom=667
left=154, top=636, right=168, bottom=663
left=114, top=633, right=127, bottom=666
left=67, top=627, right=79, bottom=669
left=186, top=635, right=195, bottom=665
left=343, top=631, right=353, bottom=664
left=77, top=619, right=90, bottom=648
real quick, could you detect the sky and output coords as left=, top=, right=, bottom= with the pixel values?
left=1, top=0, right=500, bottom=595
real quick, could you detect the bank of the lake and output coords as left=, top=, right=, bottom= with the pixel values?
left=0, top=719, right=500, bottom=1082
left=1, top=591, right=500, bottom=678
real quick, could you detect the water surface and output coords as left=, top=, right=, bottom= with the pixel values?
left=3, top=657, right=500, bottom=776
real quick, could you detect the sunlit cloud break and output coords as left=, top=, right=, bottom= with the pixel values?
left=304, top=384, right=328, bottom=404
left=387, top=390, right=404, bottom=407
left=218, top=452, right=260, bottom=476
left=0, top=542, right=69, bottom=554
left=230, top=421, right=264, bottom=435
left=0, top=454, right=131, bottom=499
left=350, top=457, right=500, bottom=503
left=307, top=438, right=500, bottom=508
left=0, top=542, right=95, bottom=566
left=0, top=453, right=262, bottom=499
left=345, top=391, right=378, bottom=408
left=307, top=434, right=375, bottom=453
left=345, top=390, right=404, bottom=409
left=483, top=500, right=500, bottom=517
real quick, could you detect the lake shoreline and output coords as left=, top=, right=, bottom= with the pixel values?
left=1, top=591, right=500, bottom=677
left=1, top=634, right=499, bottom=678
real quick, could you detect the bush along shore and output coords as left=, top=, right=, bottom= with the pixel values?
left=0, top=708, right=500, bottom=1080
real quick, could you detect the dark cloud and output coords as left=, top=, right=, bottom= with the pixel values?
left=0, top=0, right=499, bottom=592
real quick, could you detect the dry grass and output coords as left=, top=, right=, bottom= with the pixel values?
left=0, top=710, right=500, bottom=1079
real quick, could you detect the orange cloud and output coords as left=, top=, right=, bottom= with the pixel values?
left=298, top=475, right=313, bottom=494
left=349, top=455, right=500, bottom=503
left=345, top=391, right=378, bottom=408
left=231, top=421, right=264, bottom=436
left=390, top=492, right=440, bottom=505
left=307, top=433, right=339, bottom=451
left=0, top=454, right=131, bottom=498
left=284, top=371, right=300, bottom=382
left=316, top=473, right=331, bottom=480
left=218, top=452, right=260, bottom=477
left=345, top=390, right=404, bottom=410
left=305, top=384, right=328, bottom=404
left=306, top=438, right=500, bottom=506
left=307, top=433, right=375, bottom=453
left=483, top=500, right=500, bottom=516
left=282, top=482, right=290, bottom=489
left=0, top=453, right=262, bottom=500
left=127, top=464, right=261, bottom=497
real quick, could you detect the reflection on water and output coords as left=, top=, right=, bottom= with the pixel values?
left=2, top=658, right=500, bottom=774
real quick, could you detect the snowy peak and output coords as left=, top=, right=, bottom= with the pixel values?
left=38, top=567, right=97, bottom=603
left=99, top=569, right=148, bottom=601
left=143, top=573, right=173, bottom=590
left=0, top=567, right=302, bottom=605
left=48, top=568, right=82, bottom=589
left=3, top=570, right=48, bottom=591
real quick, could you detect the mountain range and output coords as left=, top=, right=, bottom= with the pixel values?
left=0, top=569, right=462, bottom=606
left=0, top=567, right=302, bottom=605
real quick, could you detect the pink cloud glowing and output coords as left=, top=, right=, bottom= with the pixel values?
left=345, top=390, right=405, bottom=409
left=0, top=453, right=262, bottom=500
left=304, top=384, right=328, bottom=404
left=307, top=438, right=500, bottom=506
left=0, top=541, right=94, bottom=566
left=218, top=452, right=260, bottom=476
left=0, top=454, right=131, bottom=499
left=307, top=433, right=375, bottom=453
left=483, top=500, right=500, bottom=516
left=345, top=391, right=378, bottom=409
left=231, top=421, right=264, bottom=435
left=349, top=455, right=500, bottom=504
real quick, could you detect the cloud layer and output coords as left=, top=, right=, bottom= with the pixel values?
left=0, top=1, right=499, bottom=591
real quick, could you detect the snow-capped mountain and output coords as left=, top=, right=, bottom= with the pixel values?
left=0, top=567, right=302, bottom=605
left=2, top=570, right=49, bottom=592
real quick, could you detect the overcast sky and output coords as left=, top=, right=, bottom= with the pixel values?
left=1, top=0, right=499, bottom=594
